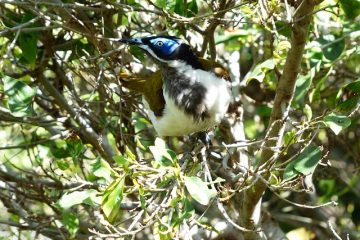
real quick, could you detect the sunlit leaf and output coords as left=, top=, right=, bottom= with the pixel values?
left=149, top=138, right=176, bottom=167
left=57, top=190, right=101, bottom=209
left=284, top=129, right=297, bottom=146
left=113, top=155, right=130, bottom=169
left=56, top=159, right=70, bottom=170
left=324, top=112, right=351, bottom=135
left=304, top=104, right=312, bottom=121
left=3, top=76, right=36, bottom=116
left=102, top=176, right=125, bottom=223
left=62, top=211, right=79, bottom=237
left=184, top=176, right=216, bottom=205
left=244, top=58, right=275, bottom=84
left=92, top=158, right=117, bottom=183
left=286, top=227, right=315, bottom=240
left=283, top=146, right=321, bottom=180
left=126, top=146, right=137, bottom=162
left=155, top=0, right=167, bottom=8
left=256, top=105, right=272, bottom=117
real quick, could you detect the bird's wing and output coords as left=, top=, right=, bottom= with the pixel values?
left=119, top=71, right=165, bottom=117
left=198, top=58, right=232, bottom=82
left=119, top=58, right=230, bottom=116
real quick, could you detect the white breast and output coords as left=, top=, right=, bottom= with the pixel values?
left=144, top=61, right=231, bottom=136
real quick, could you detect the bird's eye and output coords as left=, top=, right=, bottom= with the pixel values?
left=156, top=41, right=164, bottom=46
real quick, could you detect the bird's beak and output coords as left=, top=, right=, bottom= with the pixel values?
left=118, top=38, right=143, bottom=45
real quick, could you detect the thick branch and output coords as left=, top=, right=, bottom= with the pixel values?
left=238, top=0, right=324, bottom=238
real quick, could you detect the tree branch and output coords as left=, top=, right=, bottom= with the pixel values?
left=238, top=1, right=324, bottom=238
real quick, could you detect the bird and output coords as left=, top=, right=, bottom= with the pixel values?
left=119, top=35, right=231, bottom=137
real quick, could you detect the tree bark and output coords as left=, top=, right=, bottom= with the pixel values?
left=237, top=1, right=324, bottom=239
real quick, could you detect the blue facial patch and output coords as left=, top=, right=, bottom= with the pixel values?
left=149, top=38, right=180, bottom=56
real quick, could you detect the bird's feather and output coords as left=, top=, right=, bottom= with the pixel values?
left=119, top=71, right=165, bottom=116
left=119, top=58, right=230, bottom=117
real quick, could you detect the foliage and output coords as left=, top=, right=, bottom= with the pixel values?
left=0, top=0, right=359, bottom=239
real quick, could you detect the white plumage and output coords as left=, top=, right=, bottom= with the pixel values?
left=144, top=60, right=231, bottom=136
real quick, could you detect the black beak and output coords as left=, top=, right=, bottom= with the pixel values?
left=118, top=38, right=143, bottom=45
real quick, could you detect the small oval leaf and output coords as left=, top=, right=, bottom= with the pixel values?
left=324, top=113, right=351, bottom=135
left=283, top=146, right=321, bottom=180
left=57, top=190, right=101, bottom=209
left=184, top=176, right=216, bottom=205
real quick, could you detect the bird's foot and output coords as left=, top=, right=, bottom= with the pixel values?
left=189, top=131, right=213, bottom=150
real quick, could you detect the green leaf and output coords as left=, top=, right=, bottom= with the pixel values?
left=256, top=105, right=272, bottom=117
left=18, top=12, right=39, bottom=65
left=102, top=176, right=125, bottom=223
left=324, top=112, right=351, bottom=135
left=57, top=190, right=101, bottom=209
left=339, top=0, right=360, bottom=19
left=184, top=176, right=216, bottom=205
left=336, top=79, right=360, bottom=112
left=126, top=146, right=137, bottom=162
left=56, top=159, right=70, bottom=170
left=283, top=146, right=321, bottom=180
left=337, top=96, right=360, bottom=112
left=187, top=0, right=198, bottom=16
left=174, top=0, right=185, bottom=15
left=62, top=211, right=79, bottom=237
left=245, top=58, right=275, bottom=84
left=113, top=155, right=130, bottom=169
left=44, top=139, right=71, bottom=159
left=284, top=129, right=297, bottom=146
left=66, top=137, right=85, bottom=165
left=344, top=79, right=360, bottom=92
left=275, top=21, right=291, bottom=38
left=172, top=198, right=194, bottom=226
left=304, top=104, right=312, bottom=121
left=92, top=158, right=116, bottom=184
left=318, top=179, right=336, bottom=202
left=293, top=74, right=312, bottom=104
left=155, top=0, right=167, bottom=8
left=318, top=35, right=345, bottom=61
left=139, top=186, right=146, bottom=210
left=309, top=65, right=332, bottom=103
left=149, top=138, right=176, bottom=167
left=3, top=76, right=36, bottom=116
left=129, top=46, right=145, bottom=61
left=19, top=33, right=38, bottom=65
left=244, top=119, right=257, bottom=139
left=215, top=30, right=249, bottom=45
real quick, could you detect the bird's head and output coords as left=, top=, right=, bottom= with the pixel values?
left=119, top=36, right=203, bottom=69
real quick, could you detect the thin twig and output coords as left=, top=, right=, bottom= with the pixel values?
left=327, top=220, right=342, bottom=240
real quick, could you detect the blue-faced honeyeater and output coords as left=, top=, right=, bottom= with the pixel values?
left=119, top=36, right=231, bottom=137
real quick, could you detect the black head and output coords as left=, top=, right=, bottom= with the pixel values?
left=119, top=36, right=203, bottom=70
